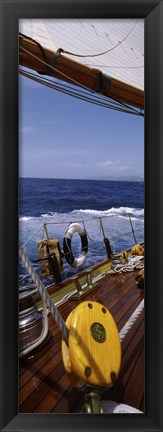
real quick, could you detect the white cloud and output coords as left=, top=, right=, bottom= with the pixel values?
left=98, top=160, right=129, bottom=170
left=98, top=160, right=113, bottom=167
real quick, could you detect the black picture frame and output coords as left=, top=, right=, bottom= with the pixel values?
left=0, top=1, right=163, bottom=431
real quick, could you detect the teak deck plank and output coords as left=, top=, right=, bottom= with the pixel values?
left=19, top=268, right=144, bottom=413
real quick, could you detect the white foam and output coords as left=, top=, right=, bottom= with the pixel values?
left=72, top=206, right=144, bottom=219
left=19, top=216, right=35, bottom=221
left=19, top=206, right=144, bottom=223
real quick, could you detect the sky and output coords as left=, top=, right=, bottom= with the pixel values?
left=19, top=72, right=144, bottom=180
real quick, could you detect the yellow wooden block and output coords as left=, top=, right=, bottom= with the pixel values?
left=37, top=238, right=63, bottom=276
left=62, top=301, right=121, bottom=388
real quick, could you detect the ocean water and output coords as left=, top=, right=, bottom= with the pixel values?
left=19, top=178, right=144, bottom=286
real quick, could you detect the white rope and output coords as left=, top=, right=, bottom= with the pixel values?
left=108, top=255, right=144, bottom=274
left=119, top=298, right=144, bottom=342
left=88, top=256, right=144, bottom=287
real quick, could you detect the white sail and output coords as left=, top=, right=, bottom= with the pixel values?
left=19, top=19, right=144, bottom=91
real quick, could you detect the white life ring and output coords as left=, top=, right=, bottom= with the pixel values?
left=63, top=222, right=88, bottom=268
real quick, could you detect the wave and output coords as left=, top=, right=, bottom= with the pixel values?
left=19, top=216, right=35, bottom=221
left=19, top=206, right=144, bottom=223
left=73, top=207, right=144, bottom=218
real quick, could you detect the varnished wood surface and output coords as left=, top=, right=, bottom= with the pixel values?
left=19, top=36, right=144, bottom=110
left=19, top=269, right=144, bottom=413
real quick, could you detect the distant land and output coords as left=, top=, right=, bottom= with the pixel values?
left=20, top=175, right=144, bottom=182
left=86, top=175, right=144, bottom=182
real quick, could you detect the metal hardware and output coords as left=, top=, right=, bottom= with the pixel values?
left=19, top=288, right=43, bottom=352
left=70, top=269, right=97, bottom=300
left=85, top=366, right=91, bottom=377
left=82, top=391, right=104, bottom=413
left=86, top=268, right=93, bottom=289
left=91, top=322, right=106, bottom=343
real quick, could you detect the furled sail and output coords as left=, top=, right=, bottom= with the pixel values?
left=19, top=19, right=144, bottom=114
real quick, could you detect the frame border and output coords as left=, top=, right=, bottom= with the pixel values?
left=0, top=1, right=163, bottom=431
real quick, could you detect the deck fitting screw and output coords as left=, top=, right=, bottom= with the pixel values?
left=85, top=366, right=91, bottom=377
left=88, top=303, right=93, bottom=309
left=102, top=307, right=107, bottom=314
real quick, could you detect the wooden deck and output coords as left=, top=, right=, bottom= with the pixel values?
left=19, top=268, right=144, bottom=413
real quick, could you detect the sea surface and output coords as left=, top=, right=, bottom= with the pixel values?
left=19, top=177, right=144, bottom=286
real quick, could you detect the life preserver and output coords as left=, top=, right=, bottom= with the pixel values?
left=63, top=222, right=88, bottom=268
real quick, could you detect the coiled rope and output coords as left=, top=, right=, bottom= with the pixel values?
left=108, top=255, right=144, bottom=274
left=19, top=247, right=69, bottom=344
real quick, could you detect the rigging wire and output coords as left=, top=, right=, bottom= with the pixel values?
left=19, top=68, right=140, bottom=113
left=19, top=68, right=143, bottom=117
left=19, top=68, right=122, bottom=108
left=19, top=72, right=121, bottom=113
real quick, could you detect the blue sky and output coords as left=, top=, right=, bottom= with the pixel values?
left=19, top=74, right=144, bottom=180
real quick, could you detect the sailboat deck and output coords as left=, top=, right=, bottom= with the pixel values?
left=19, top=268, right=144, bottom=413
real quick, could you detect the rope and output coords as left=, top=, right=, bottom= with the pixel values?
left=119, top=299, right=144, bottom=342
left=19, top=247, right=69, bottom=344
left=108, top=255, right=144, bottom=274
left=61, top=20, right=139, bottom=58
